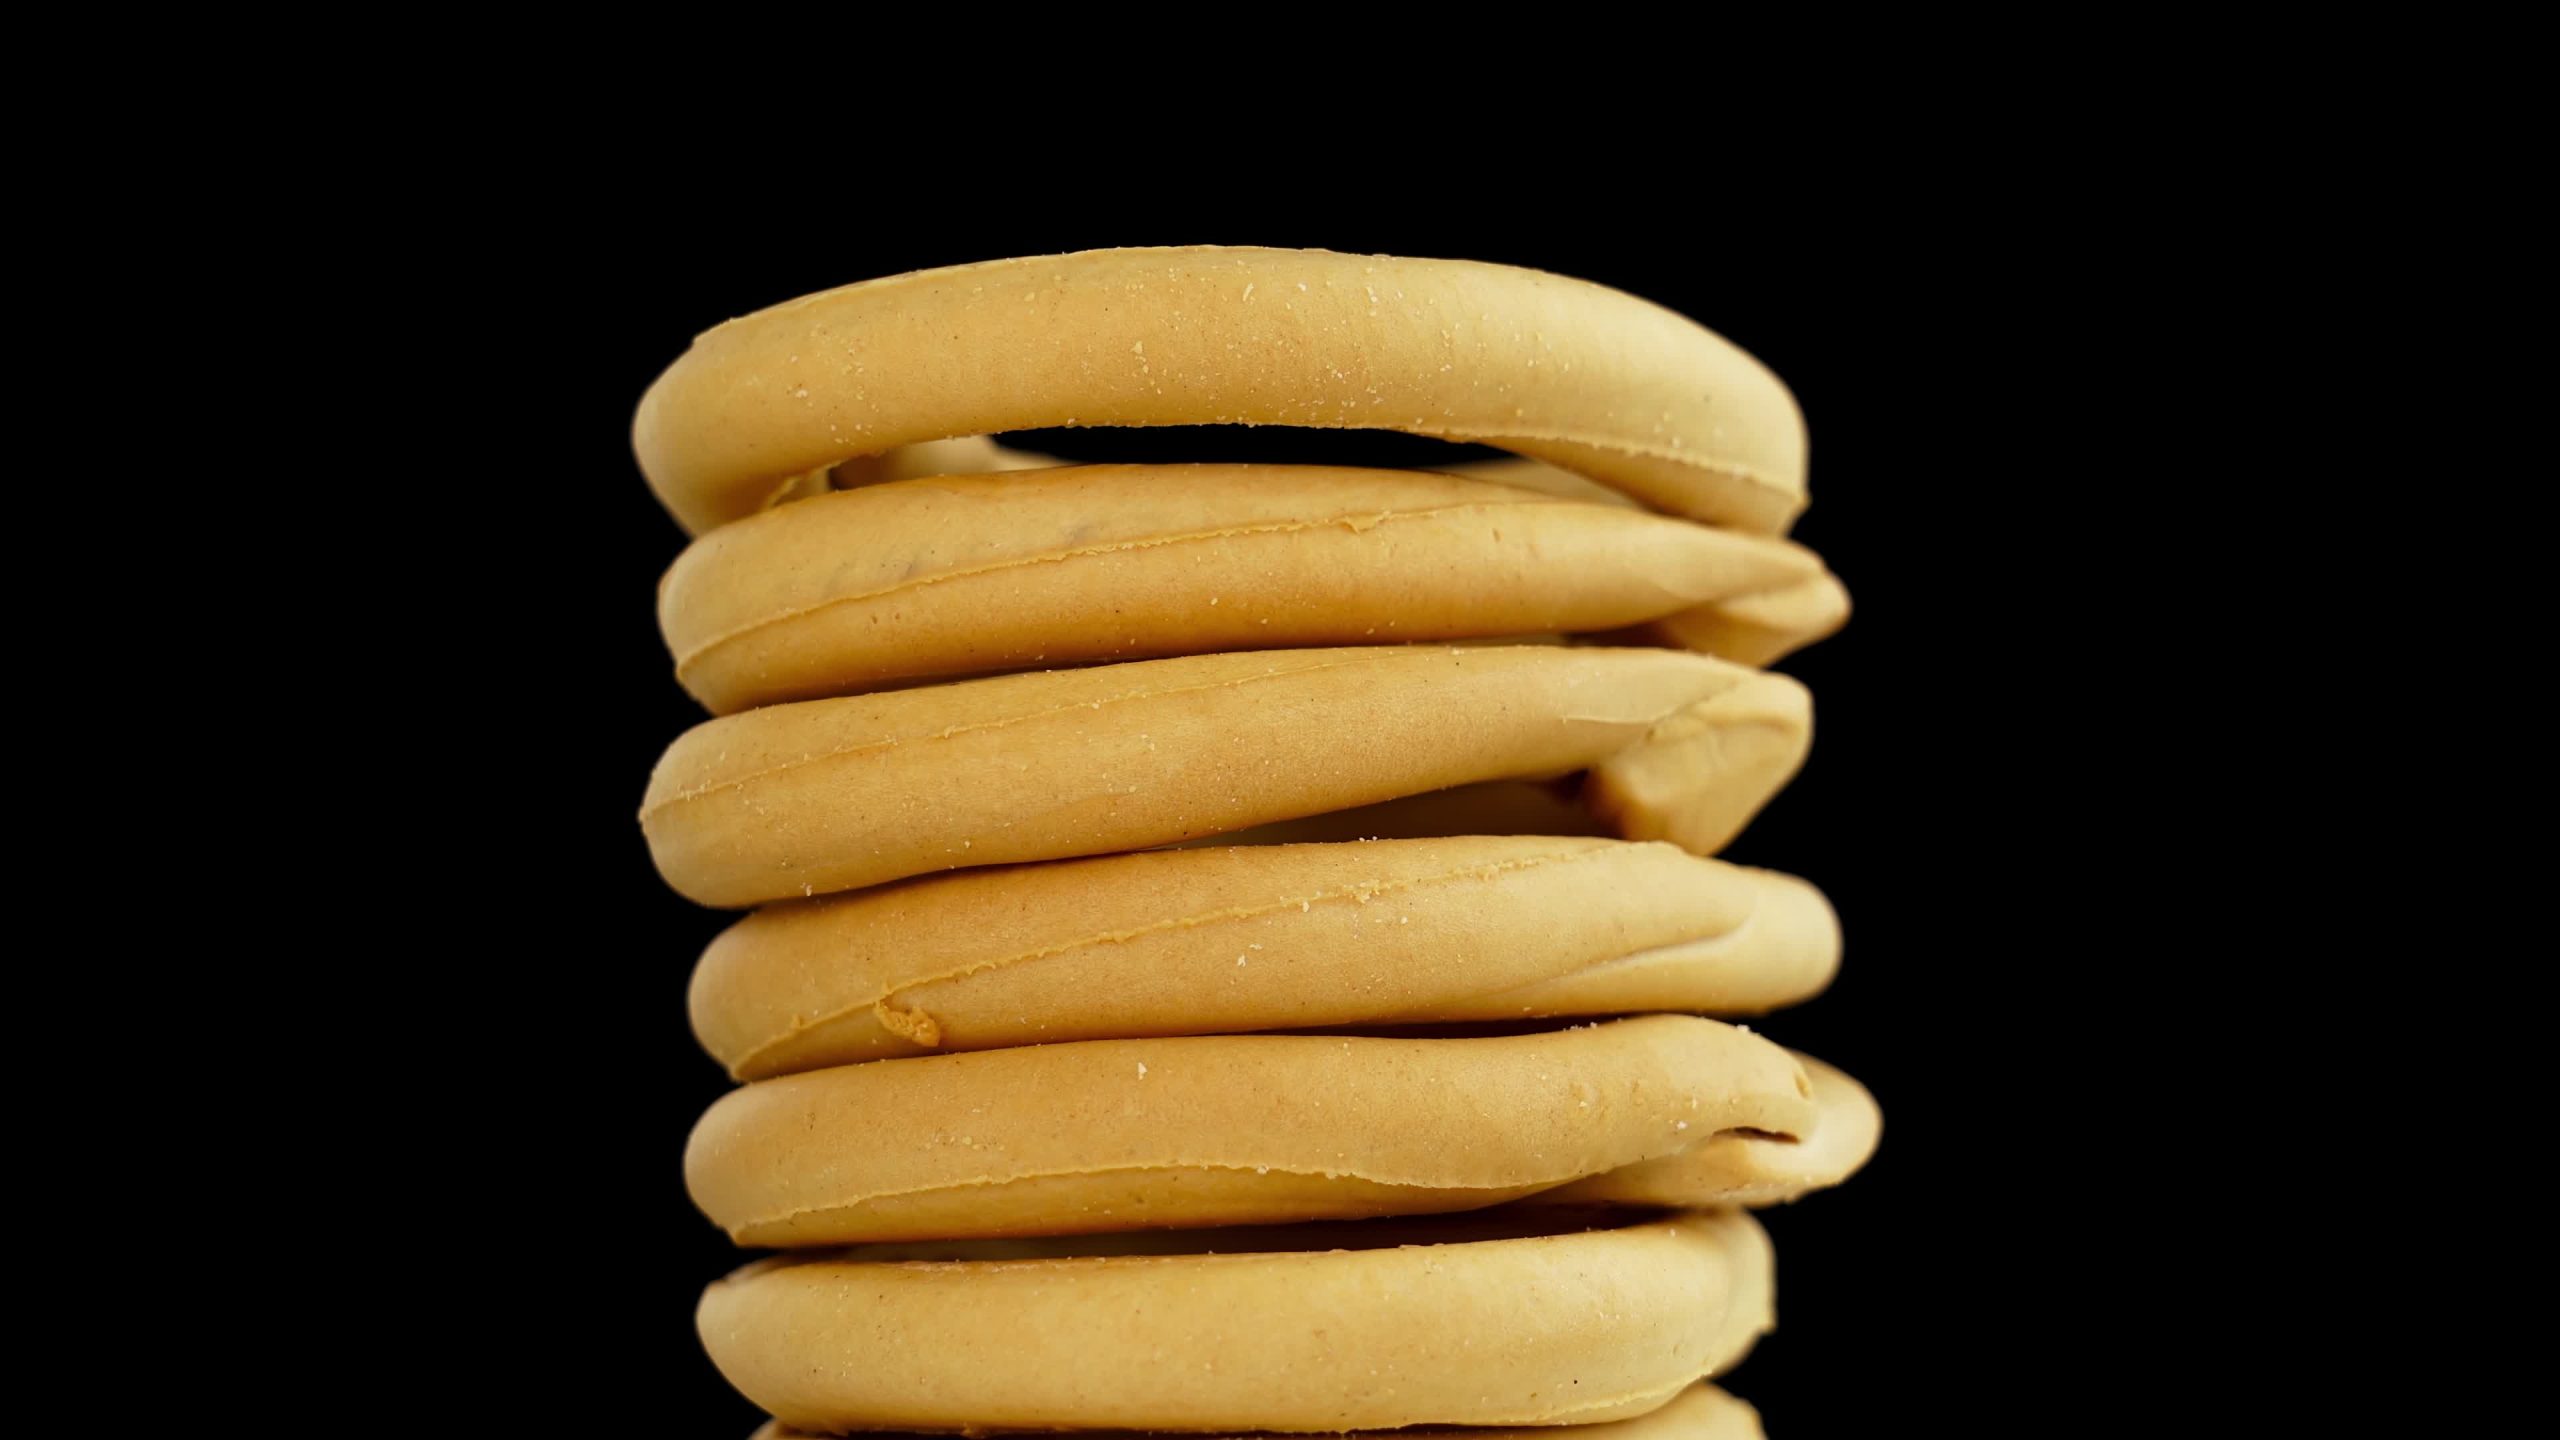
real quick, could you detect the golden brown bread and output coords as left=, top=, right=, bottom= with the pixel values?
left=747, top=1380, right=1765, bottom=1440
left=631, top=250, right=1862, bottom=1436
left=660, top=464, right=1842, bottom=713
left=698, top=1208, right=1773, bottom=1433
left=683, top=1017, right=1818, bottom=1245
left=690, top=836, right=1837, bottom=1078
left=633, top=247, right=1807, bottom=537
left=641, top=645, right=1810, bottom=908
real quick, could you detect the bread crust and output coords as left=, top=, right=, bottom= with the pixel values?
left=641, top=646, right=1810, bottom=908
left=1534, top=1053, right=1881, bottom=1210
left=659, top=464, right=1841, bottom=713
left=632, top=247, right=1807, bottom=537
left=748, top=1379, right=1764, bottom=1440
left=683, top=1016, right=1819, bottom=1245
left=698, top=1208, right=1774, bottom=1433
left=688, top=836, right=1837, bottom=1078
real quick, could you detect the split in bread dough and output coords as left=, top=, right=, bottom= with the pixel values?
left=642, top=645, right=1810, bottom=908
left=684, top=1016, right=1845, bottom=1245
left=689, top=836, right=1838, bottom=1078
left=748, top=1379, right=1764, bottom=1440
left=660, top=464, right=1844, bottom=713
left=632, top=247, right=1806, bottom=537
left=698, top=1207, right=1772, bottom=1434
left=1184, top=778, right=1615, bottom=845
left=1531, top=1053, right=1880, bottom=1210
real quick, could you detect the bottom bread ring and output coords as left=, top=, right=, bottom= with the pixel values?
left=699, top=1208, right=1772, bottom=1434
left=750, top=1380, right=1765, bottom=1439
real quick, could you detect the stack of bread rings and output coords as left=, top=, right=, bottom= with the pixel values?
left=635, top=247, right=1877, bottom=1439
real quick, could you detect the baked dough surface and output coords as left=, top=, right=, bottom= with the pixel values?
left=626, top=249, right=1867, bottom=1436
left=699, top=1208, right=1774, bottom=1433
left=684, top=1016, right=1841, bottom=1245
left=642, top=646, right=1810, bottom=907
left=749, top=1380, right=1764, bottom=1440
left=660, top=464, right=1842, bottom=713
left=689, top=836, right=1837, bottom=1078
left=633, top=247, right=1807, bottom=537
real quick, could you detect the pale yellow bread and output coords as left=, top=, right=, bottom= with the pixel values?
left=748, top=1380, right=1763, bottom=1439
left=691, top=837, right=1838, bottom=1078
left=661, top=465, right=1842, bottom=713
left=698, top=1208, right=1773, bottom=1433
left=685, top=1016, right=1814, bottom=1245
left=1534, top=1054, right=1880, bottom=1209
left=641, top=646, right=1810, bottom=908
left=633, top=247, right=1807, bottom=537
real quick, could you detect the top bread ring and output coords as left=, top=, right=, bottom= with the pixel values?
left=632, top=247, right=1807, bottom=537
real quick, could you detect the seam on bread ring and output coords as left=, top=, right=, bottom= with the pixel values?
left=669, top=498, right=1568, bottom=678
left=638, top=649, right=1391, bottom=819
left=728, top=840, right=1618, bottom=1073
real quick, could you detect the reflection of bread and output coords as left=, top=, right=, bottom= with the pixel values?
left=642, top=646, right=1810, bottom=908
left=684, top=1016, right=1818, bottom=1245
left=633, top=247, right=1808, bottom=537
left=750, top=1381, right=1765, bottom=1440
left=661, top=465, right=1841, bottom=713
left=690, top=836, right=1838, bottom=1077
left=700, top=1209, right=1773, bottom=1434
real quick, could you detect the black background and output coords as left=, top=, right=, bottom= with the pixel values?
left=446, top=198, right=2091, bottom=1434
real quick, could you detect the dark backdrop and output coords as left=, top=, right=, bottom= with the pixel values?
left=460, top=204, right=2074, bottom=1434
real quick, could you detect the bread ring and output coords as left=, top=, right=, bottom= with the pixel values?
left=748, top=1380, right=1764, bottom=1440
left=684, top=1016, right=1814, bottom=1245
left=641, top=645, right=1810, bottom=908
left=696, top=1207, right=1773, bottom=1433
left=689, top=836, right=1837, bottom=1079
left=1532, top=1053, right=1881, bottom=1210
left=1636, top=569, right=1854, bottom=670
left=660, top=464, right=1843, bottom=713
left=632, top=247, right=1806, bottom=538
